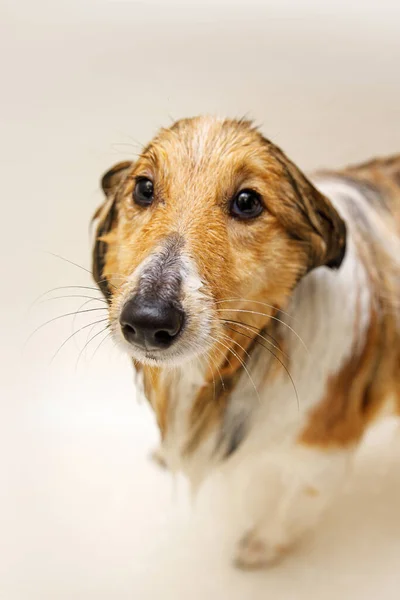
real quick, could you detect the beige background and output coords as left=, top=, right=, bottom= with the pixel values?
left=1, top=1, right=400, bottom=598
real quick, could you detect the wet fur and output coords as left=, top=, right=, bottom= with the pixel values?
left=91, top=117, right=400, bottom=568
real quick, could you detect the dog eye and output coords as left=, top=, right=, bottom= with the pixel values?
left=230, top=189, right=263, bottom=219
left=133, top=178, right=154, bottom=206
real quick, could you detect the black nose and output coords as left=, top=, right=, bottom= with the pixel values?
left=119, top=296, right=184, bottom=351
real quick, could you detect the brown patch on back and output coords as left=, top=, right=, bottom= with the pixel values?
left=300, top=309, right=379, bottom=447
left=306, top=152, right=400, bottom=444
left=300, top=301, right=399, bottom=447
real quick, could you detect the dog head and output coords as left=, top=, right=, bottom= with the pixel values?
left=92, top=116, right=346, bottom=366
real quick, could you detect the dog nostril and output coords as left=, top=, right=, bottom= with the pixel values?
left=154, top=329, right=175, bottom=346
left=123, top=323, right=136, bottom=334
left=121, top=322, right=136, bottom=337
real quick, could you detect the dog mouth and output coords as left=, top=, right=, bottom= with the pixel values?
left=117, top=325, right=209, bottom=367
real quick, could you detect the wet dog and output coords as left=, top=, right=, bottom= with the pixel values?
left=92, top=116, right=400, bottom=568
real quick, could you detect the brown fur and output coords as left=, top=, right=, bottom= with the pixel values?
left=94, top=118, right=345, bottom=305
left=300, top=308, right=379, bottom=446
left=141, top=366, right=170, bottom=438
left=300, top=304, right=399, bottom=446
left=302, top=157, right=400, bottom=446
left=92, top=116, right=399, bottom=453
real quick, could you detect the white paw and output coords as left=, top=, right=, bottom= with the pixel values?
left=149, top=446, right=167, bottom=469
left=234, top=531, right=289, bottom=570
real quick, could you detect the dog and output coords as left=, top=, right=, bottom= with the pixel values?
left=92, top=116, right=400, bottom=568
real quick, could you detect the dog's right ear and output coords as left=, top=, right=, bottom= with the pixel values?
left=100, top=161, right=133, bottom=198
left=92, top=161, right=133, bottom=300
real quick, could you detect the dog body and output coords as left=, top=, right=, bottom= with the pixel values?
left=92, top=117, right=400, bottom=568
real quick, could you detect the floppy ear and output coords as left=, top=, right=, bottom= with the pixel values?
left=92, top=161, right=132, bottom=300
left=269, top=147, right=347, bottom=271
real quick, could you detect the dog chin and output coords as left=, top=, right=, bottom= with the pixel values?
left=115, top=335, right=208, bottom=368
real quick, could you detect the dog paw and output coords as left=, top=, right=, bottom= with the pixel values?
left=149, top=446, right=167, bottom=469
left=234, top=531, right=289, bottom=570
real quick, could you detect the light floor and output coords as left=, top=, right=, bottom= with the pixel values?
left=3, top=345, right=400, bottom=599
left=1, top=1, right=400, bottom=598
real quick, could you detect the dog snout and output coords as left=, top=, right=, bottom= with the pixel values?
left=120, top=296, right=184, bottom=351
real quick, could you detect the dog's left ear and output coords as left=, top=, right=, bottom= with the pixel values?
left=270, top=148, right=347, bottom=271
left=92, top=161, right=133, bottom=300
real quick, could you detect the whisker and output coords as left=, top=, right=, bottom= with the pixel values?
left=91, top=330, right=113, bottom=361
left=75, top=325, right=111, bottom=371
left=220, top=319, right=288, bottom=359
left=28, top=285, right=106, bottom=313
left=71, top=298, right=106, bottom=336
left=208, top=335, right=261, bottom=404
left=94, top=272, right=127, bottom=280
left=199, top=354, right=216, bottom=404
left=206, top=346, right=227, bottom=393
left=26, top=307, right=108, bottom=347
left=218, top=332, right=253, bottom=367
left=41, top=251, right=127, bottom=290
left=216, top=308, right=309, bottom=353
left=28, top=276, right=125, bottom=313
left=111, top=149, right=141, bottom=157
left=225, top=325, right=299, bottom=409
left=218, top=331, right=250, bottom=359
left=83, top=315, right=105, bottom=348
left=198, top=341, right=235, bottom=384
left=215, top=298, right=297, bottom=322
left=38, top=294, right=108, bottom=305
left=121, top=133, right=145, bottom=148
left=43, top=251, right=98, bottom=279
left=213, top=355, right=226, bottom=393
left=111, top=141, right=142, bottom=151
left=50, top=318, right=109, bottom=363
left=221, top=317, right=285, bottom=353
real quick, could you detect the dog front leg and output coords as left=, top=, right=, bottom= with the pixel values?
left=232, top=444, right=353, bottom=569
